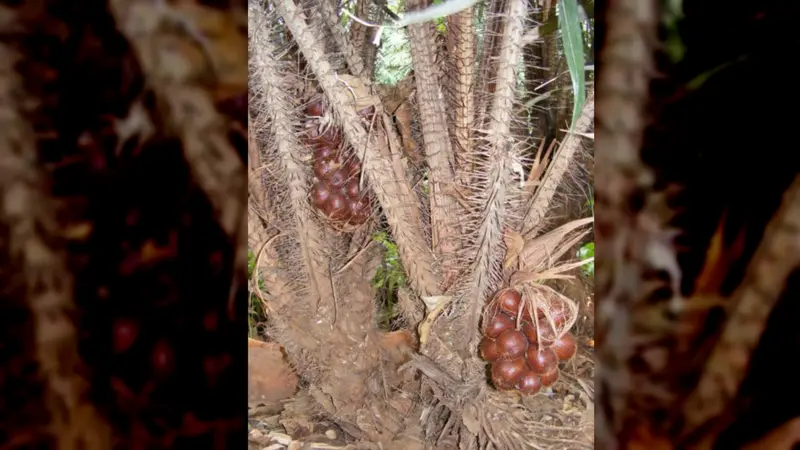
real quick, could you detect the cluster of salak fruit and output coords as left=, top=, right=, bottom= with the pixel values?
left=305, top=98, right=374, bottom=229
left=480, top=288, right=577, bottom=395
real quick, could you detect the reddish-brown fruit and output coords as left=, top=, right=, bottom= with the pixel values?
left=328, top=168, right=347, bottom=187
left=310, top=128, right=341, bottom=150
left=314, top=145, right=336, bottom=162
left=526, top=346, right=557, bottom=373
left=540, top=366, right=559, bottom=386
left=204, top=353, right=232, bottom=385
left=538, top=322, right=557, bottom=345
left=491, top=358, right=526, bottom=390
left=345, top=159, right=362, bottom=177
left=495, top=288, right=522, bottom=316
left=479, top=337, right=502, bottom=362
left=319, top=126, right=339, bottom=142
left=326, top=192, right=349, bottom=220
left=313, top=158, right=336, bottom=180
left=348, top=197, right=370, bottom=224
left=483, top=310, right=515, bottom=339
left=515, top=370, right=542, bottom=395
left=112, top=318, right=139, bottom=353
left=306, top=99, right=325, bottom=116
left=152, top=340, right=174, bottom=375
left=520, top=302, right=535, bottom=322
left=496, top=329, right=528, bottom=360
left=538, top=298, right=570, bottom=328
left=306, top=125, right=322, bottom=142
left=311, top=182, right=332, bottom=209
left=357, top=105, right=376, bottom=119
left=521, top=321, right=538, bottom=344
left=202, top=311, right=219, bottom=331
left=551, top=332, right=577, bottom=361
left=344, top=179, right=361, bottom=199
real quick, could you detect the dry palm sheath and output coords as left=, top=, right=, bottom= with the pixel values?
left=0, top=1, right=247, bottom=449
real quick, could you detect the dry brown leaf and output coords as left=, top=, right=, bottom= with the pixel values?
left=379, top=330, right=415, bottom=366
left=461, top=402, right=481, bottom=435
left=503, top=229, right=525, bottom=270
left=393, top=101, right=421, bottom=163
left=335, top=74, right=381, bottom=112
left=520, top=217, right=593, bottom=271
left=249, top=341, right=299, bottom=409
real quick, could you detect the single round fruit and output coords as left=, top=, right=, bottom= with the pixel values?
left=538, top=322, right=557, bottom=345
left=344, top=179, right=361, bottom=199
left=328, top=168, right=347, bottom=187
left=483, top=309, right=515, bottom=339
left=311, top=182, right=332, bottom=209
left=345, top=159, right=362, bottom=177
left=314, top=145, right=336, bottom=162
left=540, top=366, right=559, bottom=386
left=357, top=105, right=376, bottom=118
left=314, top=158, right=335, bottom=180
left=515, top=370, right=542, bottom=395
left=307, top=99, right=325, bottom=116
left=319, top=127, right=339, bottom=143
left=521, top=321, right=538, bottom=345
left=519, top=302, right=535, bottom=322
left=538, top=298, right=570, bottom=328
left=491, top=358, right=526, bottom=391
left=112, top=318, right=139, bottom=353
left=551, top=332, right=577, bottom=361
left=495, top=288, right=522, bottom=316
left=496, top=329, right=528, bottom=360
left=152, top=340, right=175, bottom=376
left=202, top=310, right=219, bottom=331
left=479, top=337, right=502, bottom=362
left=526, top=346, right=557, bottom=373
left=348, top=197, right=370, bottom=224
left=326, top=192, right=349, bottom=220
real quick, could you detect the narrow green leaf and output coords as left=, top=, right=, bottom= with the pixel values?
left=558, top=0, right=586, bottom=129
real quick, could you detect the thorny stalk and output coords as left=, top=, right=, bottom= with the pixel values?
left=0, top=32, right=111, bottom=450
left=458, top=0, right=528, bottom=352
left=522, top=91, right=595, bottom=238
left=250, top=4, right=334, bottom=310
left=273, top=0, right=442, bottom=297
left=406, top=0, right=460, bottom=289
left=108, top=0, right=247, bottom=239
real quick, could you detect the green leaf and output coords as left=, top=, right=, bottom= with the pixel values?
left=558, top=0, right=586, bottom=129
left=577, top=242, right=594, bottom=278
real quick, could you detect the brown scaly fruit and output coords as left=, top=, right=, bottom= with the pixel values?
left=481, top=288, right=579, bottom=395
left=305, top=96, right=374, bottom=230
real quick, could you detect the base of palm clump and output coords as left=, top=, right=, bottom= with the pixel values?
left=480, top=288, right=579, bottom=395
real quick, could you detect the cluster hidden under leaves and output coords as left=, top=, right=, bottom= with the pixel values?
left=480, top=288, right=577, bottom=395
left=305, top=98, right=374, bottom=229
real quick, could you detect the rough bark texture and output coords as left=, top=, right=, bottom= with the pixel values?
left=594, top=0, right=661, bottom=448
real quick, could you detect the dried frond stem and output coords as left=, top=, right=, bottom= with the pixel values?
left=406, top=0, right=460, bottom=287
left=250, top=6, right=334, bottom=308
left=594, top=0, right=659, bottom=446
left=682, top=175, right=800, bottom=436
left=460, top=0, right=528, bottom=351
left=0, top=39, right=110, bottom=450
left=108, top=0, right=246, bottom=238
left=319, top=0, right=367, bottom=76
left=522, top=91, right=595, bottom=238
left=446, top=9, right=475, bottom=175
